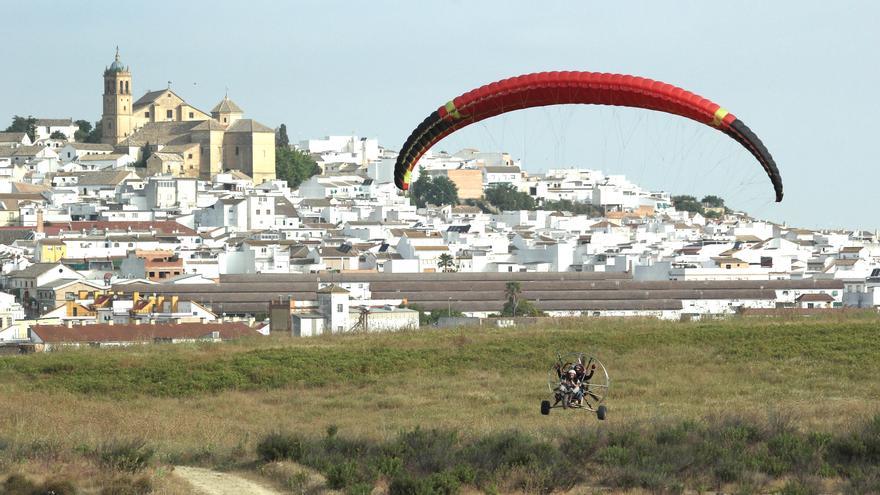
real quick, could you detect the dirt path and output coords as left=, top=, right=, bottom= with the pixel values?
left=173, top=466, right=282, bottom=495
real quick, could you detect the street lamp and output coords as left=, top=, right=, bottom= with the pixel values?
left=447, top=296, right=451, bottom=317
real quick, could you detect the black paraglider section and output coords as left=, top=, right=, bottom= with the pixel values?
left=725, top=119, right=784, bottom=202
left=395, top=104, right=784, bottom=204
left=394, top=110, right=441, bottom=189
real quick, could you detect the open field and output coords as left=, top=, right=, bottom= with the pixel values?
left=1, top=314, right=879, bottom=493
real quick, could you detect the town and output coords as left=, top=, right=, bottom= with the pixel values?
left=0, top=50, right=874, bottom=351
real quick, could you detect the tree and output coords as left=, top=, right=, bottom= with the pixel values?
left=4, top=115, right=36, bottom=142
left=671, top=195, right=703, bottom=214
left=437, top=253, right=456, bottom=272
left=136, top=142, right=151, bottom=167
left=276, top=123, right=290, bottom=148
left=275, top=147, right=319, bottom=188
left=484, top=183, right=535, bottom=211
left=402, top=302, right=462, bottom=326
left=83, top=120, right=103, bottom=143
left=501, top=281, right=543, bottom=317
left=701, top=195, right=725, bottom=208
left=49, top=131, right=67, bottom=140
left=504, top=282, right=522, bottom=316
left=74, top=120, right=92, bottom=142
left=410, top=174, right=458, bottom=208
left=540, top=199, right=604, bottom=217
left=409, top=174, right=433, bottom=208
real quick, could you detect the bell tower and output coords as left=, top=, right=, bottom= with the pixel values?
left=102, top=46, right=133, bottom=144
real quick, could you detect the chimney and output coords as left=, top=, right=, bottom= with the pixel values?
left=36, top=209, right=44, bottom=234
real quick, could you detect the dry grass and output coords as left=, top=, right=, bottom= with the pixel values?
left=0, top=314, right=878, bottom=491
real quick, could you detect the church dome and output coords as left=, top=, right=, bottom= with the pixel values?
left=107, top=47, right=126, bottom=73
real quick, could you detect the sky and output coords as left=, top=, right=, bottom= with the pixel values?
left=3, top=1, right=878, bottom=230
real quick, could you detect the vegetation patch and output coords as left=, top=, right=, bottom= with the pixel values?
left=254, top=413, right=880, bottom=494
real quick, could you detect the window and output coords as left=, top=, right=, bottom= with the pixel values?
left=336, top=304, right=343, bottom=313
left=189, top=112, right=194, bottom=118
left=188, top=153, right=193, bottom=159
left=235, top=146, right=239, bottom=156
left=145, top=111, right=150, bottom=118
left=166, top=109, right=173, bottom=119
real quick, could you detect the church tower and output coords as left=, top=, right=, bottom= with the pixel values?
left=101, top=47, right=133, bottom=144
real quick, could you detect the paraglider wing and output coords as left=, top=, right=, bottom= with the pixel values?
left=394, top=71, right=782, bottom=202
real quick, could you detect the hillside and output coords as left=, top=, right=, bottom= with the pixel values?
left=0, top=314, right=878, bottom=493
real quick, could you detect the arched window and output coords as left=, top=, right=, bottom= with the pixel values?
left=124, top=81, right=129, bottom=94
left=119, top=80, right=124, bottom=93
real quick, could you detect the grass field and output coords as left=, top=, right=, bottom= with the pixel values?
left=1, top=314, right=879, bottom=493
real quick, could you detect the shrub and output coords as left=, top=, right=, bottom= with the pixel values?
left=256, top=432, right=305, bottom=462
left=389, top=475, right=421, bottom=495
left=345, top=482, right=374, bottom=495
left=3, top=474, right=37, bottom=495
left=39, top=478, right=78, bottom=495
left=99, top=476, right=153, bottom=495
left=393, top=428, right=458, bottom=475
left=327, top=461, right=360, bottom=489
left=374, top=455, right=404, bottom=478
left=423, top=470, right=461, bottom=495
left=98, top=439, right=154, bottom=473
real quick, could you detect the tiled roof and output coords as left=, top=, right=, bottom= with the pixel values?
left=0, top=132, right=28, bottom=143
left=211, top=96, right=243, bottom=114
left=225, top=119, right=273, bottom=133
left=35, top=118, right=73, bottom=126
left=41, top=220, right=196, bottom=236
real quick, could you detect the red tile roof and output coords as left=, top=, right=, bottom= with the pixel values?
left=32, top=322, right=259, bottom=343
left=795, top=293, right=835, bottom=303
left=40, top=221, right=197, bottom=236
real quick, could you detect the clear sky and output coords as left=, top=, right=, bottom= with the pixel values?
left=3, top=1, right=878, bottom=230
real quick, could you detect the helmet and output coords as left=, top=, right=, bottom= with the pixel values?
left=567, top=369, right=576, bottom=375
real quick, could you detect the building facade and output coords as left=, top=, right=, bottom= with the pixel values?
left=99, top=48, right=275, bottom=183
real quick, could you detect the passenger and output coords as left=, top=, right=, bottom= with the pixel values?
left=564, top=369, right=585, bottom=406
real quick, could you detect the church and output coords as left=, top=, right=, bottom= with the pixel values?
left=101, top=48, right=275, bottom=183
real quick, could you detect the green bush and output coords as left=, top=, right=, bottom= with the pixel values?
left=326, top=461, right=359, bottom=489
left=374, top=455, right=404, bottom=477
left=98, top=439, right=154, bottom=473
left=388, top=475, right=421, bottom=495
left=345, top=482, right=374, bottom=495
left=393, top=428, right=458, bottom=475
left=256, top=432, right=305, bottom=462
left=3, top=475, right=37, bottom=495
left=99, top=476, right=153, bottom=495
left=422, top=470, right=461, bottom=495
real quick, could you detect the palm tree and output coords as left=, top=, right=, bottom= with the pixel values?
left=505, top=281, right=522, bottom=316
left=437, top=253, right=455, bottom=272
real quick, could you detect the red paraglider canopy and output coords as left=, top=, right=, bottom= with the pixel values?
left=394, top=71, right=782, bottom=202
